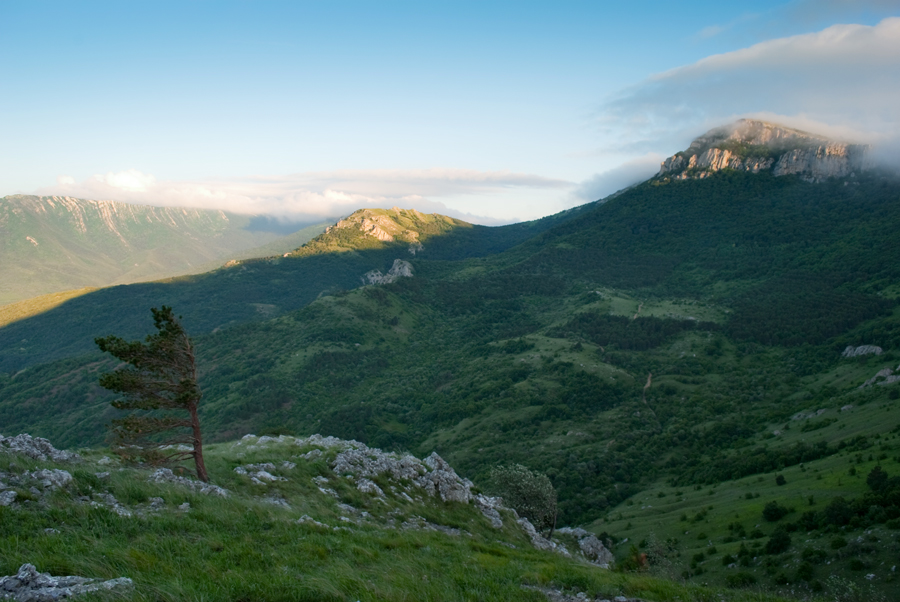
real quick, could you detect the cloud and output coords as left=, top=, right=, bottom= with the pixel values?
left=38, top=168, right=572, bottom=225
left=787, top=0, right=900, bottom=23
left=573, top=154, right=664, bottom=203
left=598, top=17, right=900, bottom=155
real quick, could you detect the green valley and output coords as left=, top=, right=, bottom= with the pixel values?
left=2, top=124, right=900, bottom=600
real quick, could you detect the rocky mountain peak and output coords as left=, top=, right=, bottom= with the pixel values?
left=659, top=119, right=870, bottom=182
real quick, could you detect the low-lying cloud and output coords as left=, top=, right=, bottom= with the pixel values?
left=39, top=168, right=572, bottom=225
left=598, top=17, right=900, bottom=156
left=573, top=154, right=663, bottom=203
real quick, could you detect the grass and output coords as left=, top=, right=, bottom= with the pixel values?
left=0, top=287, right=97, bottom=328
left=0, top=438, right=806, bottom=602
left=592, top=396, right=900, bottom=598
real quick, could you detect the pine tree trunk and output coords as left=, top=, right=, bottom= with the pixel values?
left=189, top=402, right=209, bottom=482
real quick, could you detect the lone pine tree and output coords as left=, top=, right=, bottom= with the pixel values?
left=95, top=306, right=208, bottom=482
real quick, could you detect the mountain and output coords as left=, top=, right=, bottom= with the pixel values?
left=658, top=119, right=871, bottom=182
left=0, top=195, right=328, bottom=305
left=0, top=204, right=589, bottom=372
left=2, top=122, right=900, bottom=598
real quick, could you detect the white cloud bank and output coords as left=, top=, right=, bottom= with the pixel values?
left=597, top=17, right=900, bottom=156
left=39, top=168, right=573, bottom=225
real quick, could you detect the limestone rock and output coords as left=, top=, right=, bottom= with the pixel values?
left=860, top=364, right=900, bottom=388
left=362, top=259, right=415, bottom=285
left=332, top=446, right=426, bottom=482
left=146, top=468, right=229, bottom=497
left=0, top=563, right=133, bottom=601
left=356, top=478, right=385, bottom=497
left=474, top=494, right=505, bottom=528
left=842, top=345, right=883, bottom=358
left=234, top=463, right=286, bottom=484
left=25, top=469, right=73, bottom=490
left=0, top=434, right=80, bottom=463
left=517, top=517, right=563, bottom=553
left=0, top=491, right=16, bottom=506
left=555, top=528, right=615, bottom=568
left=658, top=119, right=870, bottom=182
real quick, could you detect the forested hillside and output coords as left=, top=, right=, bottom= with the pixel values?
left=2, top=169, right=900, bottom=597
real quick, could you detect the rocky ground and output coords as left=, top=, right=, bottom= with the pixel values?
left=0, top=432, right=616, bottom=601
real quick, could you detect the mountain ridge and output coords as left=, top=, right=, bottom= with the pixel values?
left=658, top=119, right=871, bottom=182
left=0, top=195, right=327, bottom=304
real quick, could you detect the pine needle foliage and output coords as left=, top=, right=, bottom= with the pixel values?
left=95, top=306, right=208, bottom=481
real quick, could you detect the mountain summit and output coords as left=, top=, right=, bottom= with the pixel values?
left=658, top=119, right=870, bottom=182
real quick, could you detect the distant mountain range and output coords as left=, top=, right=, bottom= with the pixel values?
left=0, top=195, right=328, bottom=304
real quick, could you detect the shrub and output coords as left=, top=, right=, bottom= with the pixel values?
left=725, top=572, right=757, bottom=588
left=489, top=464, right=557, bottom=535
left=765, top=529, right=791, bottom=554
left=762, top=501, right=790, bottom=522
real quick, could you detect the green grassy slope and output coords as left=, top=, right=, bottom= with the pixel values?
left=0, top=204, right=590, bottom=373
left=2, top=171, right=900, bottom=598
left=0, top=436, right=802, bottom=602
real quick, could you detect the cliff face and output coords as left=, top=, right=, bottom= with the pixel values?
left=658, top=119, right=870, bottom=182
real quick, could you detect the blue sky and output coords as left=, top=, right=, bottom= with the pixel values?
left=2, top=1, right=899, bottom=223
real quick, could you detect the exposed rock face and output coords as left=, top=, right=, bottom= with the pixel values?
left=329, top=442, right=474, bottom=503
left=658, top=119, right=870, bottom=182
left=556, top=527, right=615, bottom=568
left=0, top=563, right=133, bottom=601
left=0, top=434, right=80, bottom=463
left=517, top=517, right=568, bottom=554
left=362, top=258, right=414, bottom=285
left=146, top=468, right=229, bottom=497
left=24, top=469, right=73, bottom=489
left=324, top=207, right=433, bottom=244
left=860, top=364, right=900, bottom=388
left=842, top=345, right=883, bottom=358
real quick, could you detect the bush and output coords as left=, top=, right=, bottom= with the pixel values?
left=725, top=572, right=757, bottom=588
left=796, top=561, right=815, bottom=581
left=801, top=547, right=828, bottom=563
left=762, top=501, right=790, bottom=522
left=765, top=528, right=791, bottom=554
left=489, top=464, right=557, bottom=535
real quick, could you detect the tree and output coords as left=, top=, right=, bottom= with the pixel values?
left=489, top=463, right=558, bottom=537
left=95, top=306, right=208, bottom=482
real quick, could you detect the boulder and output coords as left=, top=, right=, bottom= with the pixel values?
left=146, top=468, right=228, bottom=497
left=0, top=564, right=132, bottom=601
left=0, top=434, right=80, bottom=463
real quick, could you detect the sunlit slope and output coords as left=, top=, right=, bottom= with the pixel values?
left=0, top=195, right=317, bottom=304
left=0, top=205, right=587, bottom=373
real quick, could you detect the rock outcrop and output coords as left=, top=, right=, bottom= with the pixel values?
left=0, top=563, right=133, bottom=601
left=556, top=527, right=616, bottom=568
left=146, top=468, right=229, bottom=497
left=324, top=207, right=441, bottom=246
left=236, top=433, right=601, bottom=558
left=658, top=119, right=870, bottom=182
left=860, top=364, right=900, bottom=388
left=842, top=345, right=883, bottom=358
left=0, top=434, right=80, bottom=463
left=362, top=258, right=414, bottom=285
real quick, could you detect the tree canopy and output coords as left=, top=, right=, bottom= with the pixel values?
left=95, top=306, right=208, bottom=481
